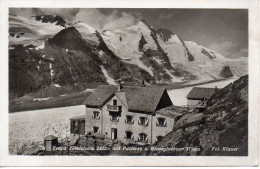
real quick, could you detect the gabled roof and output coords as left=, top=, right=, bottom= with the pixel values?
left=44, top=135, right=57, bottom=141
left=186, top=87, right=217, bottom=100
left=115, top=92, right=128, bottom=108
left=70, top=115, right=86, bottom=120
left=83, top=85, right=171, bottom=113
left=123, top=86, right=167, bottom=113
left=82, top=85, right=117, bottom=107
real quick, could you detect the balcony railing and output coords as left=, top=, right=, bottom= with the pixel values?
left=107, top=104, right=121, bottom=112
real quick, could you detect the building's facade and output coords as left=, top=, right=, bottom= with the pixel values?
left=71, top=84, right=177, bottom=145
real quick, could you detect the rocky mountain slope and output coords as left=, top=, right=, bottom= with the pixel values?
left=151, top=75, right=248, bottom=156
left=9, top=14, right=247, bottom=99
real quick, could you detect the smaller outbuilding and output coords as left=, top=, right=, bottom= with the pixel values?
left=44, top=135, right=58, bottom=152
left=186, top=87, right=219, bottom=107
left=70, top=115, right=86, bottom=135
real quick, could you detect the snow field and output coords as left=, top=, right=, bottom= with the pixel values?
left=9, top=105, right=85, bottom=154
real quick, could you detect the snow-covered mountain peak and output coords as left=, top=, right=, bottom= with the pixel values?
left=9, top=14, right=248, bottom=98
left=72, top=21, right=99, bottom=45
left=73, top=21, right=96, bottom=34
left=9, top=14, right=65, bottom=45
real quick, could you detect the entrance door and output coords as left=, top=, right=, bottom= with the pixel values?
left=111, top=128, right=117, bottom=140
left=79, top=120, right=85, bottom=135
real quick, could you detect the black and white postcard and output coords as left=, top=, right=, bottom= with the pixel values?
left=0, top=0, right=259, bottom=167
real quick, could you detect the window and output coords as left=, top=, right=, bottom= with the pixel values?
left=109, top=112, right=120, bottom=122
left=72, top=120, right=79, bottom=132
left=156, top=117, right=167, bottom=127
left=92, top=111, right=100, bottom=119
left=111, top=115, right=118, bottom=121
left=156, top=136, right=164, bottom=142
left=92, top=126, right=100, bottom=133
left=138, top=117, right=148, bottom=126
left=125, top=115, right=134, bottom=124
left=138, top=133, right=148, bottom=142
left=124, top=131, right=134, bottom=140
left=113, top=99, right=117, bottom=106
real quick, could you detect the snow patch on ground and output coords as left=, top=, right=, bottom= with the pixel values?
left=98, top=50, right=104, bottom=57
left=100, top=65, right=117, bottom=85
left=33, top=97, right=52, bottom=101
left=84, top=88, right=95, bottom=92
left=53, top=84, right=61, bottom=87
left=164, top=68, right=183, bottom=82
left=35, top=42, right=45, bottom=50
left=122, top=58, right=154, bottom=76
left=66, top=49, right=68, bottom=52
left=152, top=57, right=163, bottom=65
left=49, top=63, right=54, bottom=76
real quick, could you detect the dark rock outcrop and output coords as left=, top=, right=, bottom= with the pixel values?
left=156, top=28, right=175, bottom=42
left=152, top=75, right=248, bottom=156
left=48, top=27, right=92, bottom=52
left=201, top=48, right=215, bottom=59
left=219, top=66, right=233, bottom=78
left=33, top=15, right=66, bottom=27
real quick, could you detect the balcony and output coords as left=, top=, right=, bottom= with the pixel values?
left=107, top=104, right=121, bottom=112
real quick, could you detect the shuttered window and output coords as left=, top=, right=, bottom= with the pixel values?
left=156, top=117, right=167, bottom=127
left=92, top=126, right=100, bottom=134
left=125, top=115, right=134, bottom=124
left=138, top=133, right=148, bottom=142
left=92, top=111, right=100, bottom=119
left=124, top=131, right=134, bottom=140
left=138, top=117, right=149, bottom=126
left=156, top=136, right=164, bottom=142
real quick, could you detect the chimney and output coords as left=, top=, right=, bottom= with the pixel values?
left=215, top=86, right=218, bottom=93
left=118, top=79, right=123, bottom=91
left=142, top=79, right=146, bottom=87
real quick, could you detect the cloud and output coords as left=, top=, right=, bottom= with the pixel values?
left=158, top=13, right=175, bottom=20
left=230, top=48, right=248, bottom=58
left=73, top=9, right=139, bottom=31
left=9, top=8, right=39, bottom=18
left=37, top=8, right=79, bottom=20
left=10, top=8, right=139, bottom=31
left=209, top=41, right=248, bottom=58
left=9, top=8, right=79, bottom=20
left=209, top=41, right=238, bottom=57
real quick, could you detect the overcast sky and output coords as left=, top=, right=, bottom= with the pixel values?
left=10, top=8, right=248, bottom=59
